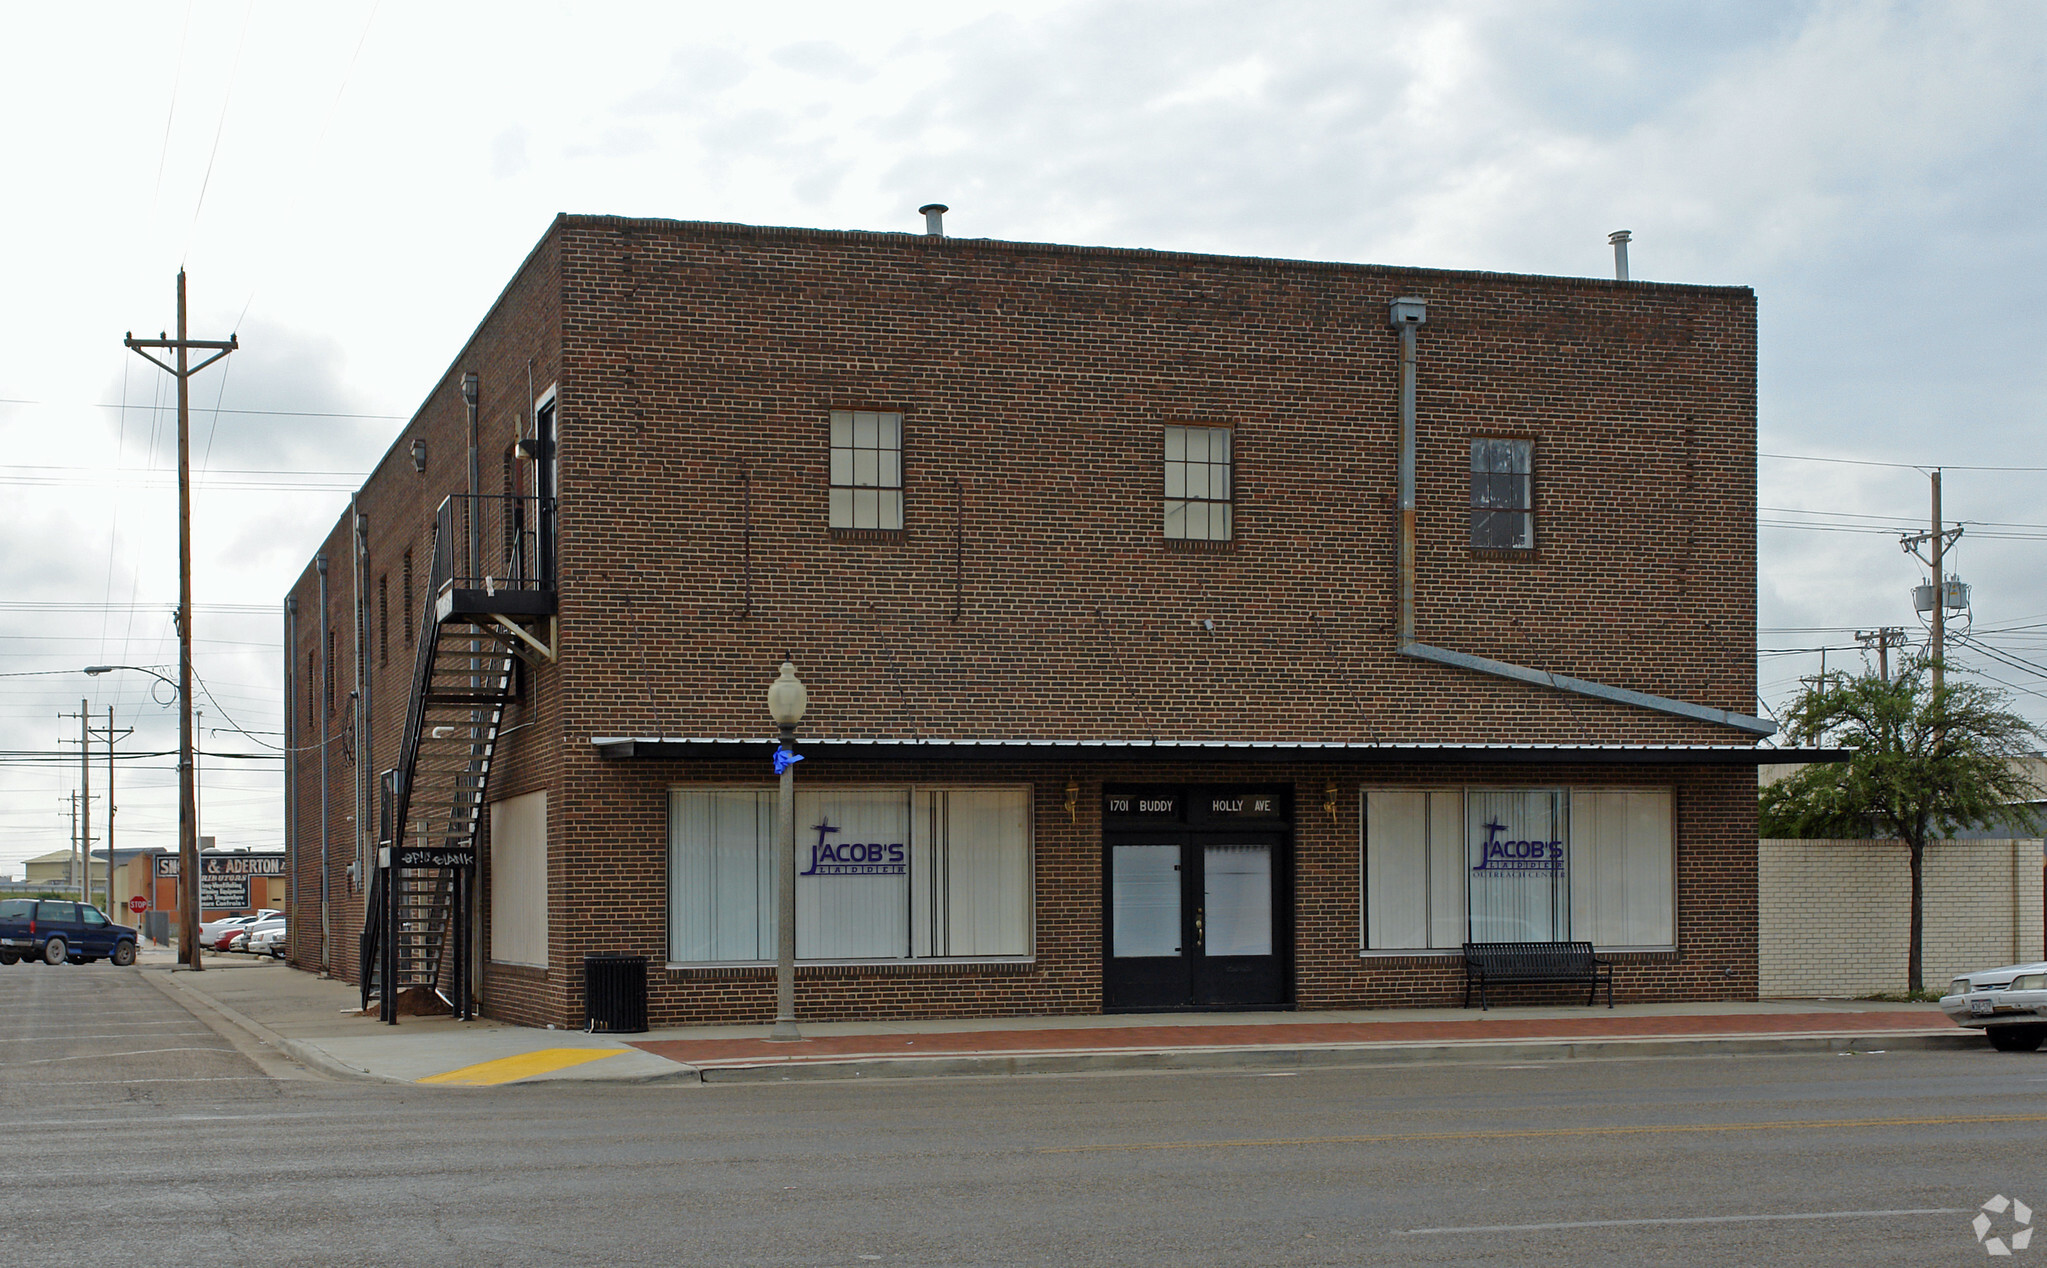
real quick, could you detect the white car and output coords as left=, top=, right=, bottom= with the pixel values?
left=230, top=916, right=287, bottom=955
left=1940, top=961, right=2047, bottom=1052
left=246, top=923, right=287, bottom=959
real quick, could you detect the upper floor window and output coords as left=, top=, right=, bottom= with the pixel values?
left=1165, top=424, right=1233, bottom=542
left=829, top=410, right=903, bottom=530
left=1470, top=438, right=1534, bottom=549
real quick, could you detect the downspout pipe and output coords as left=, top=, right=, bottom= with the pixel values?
left=351, top=497, right=369, bottom=906
left=463, top=372, right=480, bottom=579
left=315, top=555, right=332, bottom=975
left=1384, top=296, right=1775, bottom=736
left=1389, top=297, right=1427, bottom=644
left=284, top=595, right=297, bottom=959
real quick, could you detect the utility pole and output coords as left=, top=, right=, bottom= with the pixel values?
left=124, top=272, right=238, bottom=969
left=91, top=710, right=134, bottom=918
left=60, top=703, right=92, bottom=902
left=1900, top=469, right=1964, bottom=700
left=69, top=793, right=80, bottom=898
left=80, top=701, right=89, bottom=904
left=1931, top=469, right=1945, bottom=697
left=1855, top=627, right=1907, bottom=682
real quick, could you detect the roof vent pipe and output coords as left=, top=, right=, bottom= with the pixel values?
left=1608, top=229, right=1631, bottom=282
left=919, top=203, right=948, bottom=237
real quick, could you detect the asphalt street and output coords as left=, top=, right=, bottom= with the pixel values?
left=4, top=962, right=2040, bottom=1266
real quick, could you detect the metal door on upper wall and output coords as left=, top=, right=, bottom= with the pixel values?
left=1102, top=787, right=1293, bottom=1011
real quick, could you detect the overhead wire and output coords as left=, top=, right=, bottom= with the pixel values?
left=148, top=0, right=195, bottom=236
left=183, top=0, right=255, bottom=263
left=0, top=399, right=406, bottom=420
left=1760, top=452, right=2047, bottom=473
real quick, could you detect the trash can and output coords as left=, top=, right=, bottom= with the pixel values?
left=583, top=954, right=649, bottom=1034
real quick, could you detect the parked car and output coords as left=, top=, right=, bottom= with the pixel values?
left=1940, top=961, right=2047, bottom=1051
left=227, top=916, right=284, bottom=954
left=246, top=922, right=288, bottom=959
left=209, top=921, right=261, bottom=952
left=199, top=911, right=279, bottom=952
left=0, top=898, right=140, bottom=966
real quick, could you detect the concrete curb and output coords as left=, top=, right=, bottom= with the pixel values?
left=693, top=1030, right=1982, bottom=1084
left=143, top=966, right=387, bottom=1085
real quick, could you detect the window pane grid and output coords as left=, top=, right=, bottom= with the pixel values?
left=829, top=410, right=905, bottom=530
left=1164, top=425, right=1234, bottom=541
left=1470, top=438, right=1534, bottom=548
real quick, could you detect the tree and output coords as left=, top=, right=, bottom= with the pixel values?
left=1761, top=657, right=2043, bottom=991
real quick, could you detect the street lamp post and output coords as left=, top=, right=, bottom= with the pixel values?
left=766, top=660, right=808, bottom=1041
left=83, top=664, right=196, bottom=967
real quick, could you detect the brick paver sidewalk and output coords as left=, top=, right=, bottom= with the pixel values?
left=633, top=1010, right=1961, bottom=1068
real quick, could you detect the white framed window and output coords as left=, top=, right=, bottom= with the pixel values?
left=1360, top=786, right=1674, bottom=953
left=1470, top=437, right=1534, bottom=549
left=1362, top=790, right=1466, bottom=951
left=668, top=785, right=1032, bottom=964
left=1165, top=424, right=1233, bottom=541
left=1568, top=789, right=1675, bottom=950
left=829, top=410, right=904, bottom=530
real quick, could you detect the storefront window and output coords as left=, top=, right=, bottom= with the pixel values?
left=1465, top=789, right=1568, bottom=943
left=668, top=785, right=1032, bottom=964
left=1361, top=786, right=1673, bottom=952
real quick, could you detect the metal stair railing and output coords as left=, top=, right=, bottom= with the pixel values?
left=367, top=494, right=548, bottom=1024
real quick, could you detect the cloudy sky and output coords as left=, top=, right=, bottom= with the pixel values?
left=2, top=0, right=2042, bottom=881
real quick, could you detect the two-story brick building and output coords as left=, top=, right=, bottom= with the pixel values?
left=283, top=210, right=1809, bottom=1030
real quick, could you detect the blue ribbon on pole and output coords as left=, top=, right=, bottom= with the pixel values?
left=773, top=748, right=804, bottom=775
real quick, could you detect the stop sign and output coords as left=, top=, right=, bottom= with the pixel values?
left=128, top=896, right=148, bottom=915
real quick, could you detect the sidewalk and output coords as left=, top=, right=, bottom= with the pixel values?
left=139, top=949, right=1980, bottom=1088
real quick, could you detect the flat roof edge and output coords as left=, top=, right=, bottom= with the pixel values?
left=556, top=214, right=1755, bottom=297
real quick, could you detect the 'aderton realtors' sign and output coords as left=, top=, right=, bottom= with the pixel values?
left=799, top=820, right=906, bottom=877
left=1471, top=819, right=1564, bottom=873
left=155, top=854, right=286, bottom=878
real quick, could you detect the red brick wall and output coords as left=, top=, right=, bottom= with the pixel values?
left=513, top=756, right=1754, bottom=1027
left=286, top=215, right=1764, bottom=1027
left=551, top=216, right=1756, bottom=749
left=283, top=227, right=565, bottom=987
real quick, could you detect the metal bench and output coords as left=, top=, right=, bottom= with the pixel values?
left=1462, top=941, right=1613, bottom=1009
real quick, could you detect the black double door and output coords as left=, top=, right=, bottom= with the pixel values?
left=1102, top=788, right=1292, bottom=1011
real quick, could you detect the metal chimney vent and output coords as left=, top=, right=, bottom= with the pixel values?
left=919, top=203, right=949, bottom=237
left=1608, top=230, right=1632, bottom=281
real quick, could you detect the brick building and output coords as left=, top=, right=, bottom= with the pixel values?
left=282, top=211, right=1814, bottom=1029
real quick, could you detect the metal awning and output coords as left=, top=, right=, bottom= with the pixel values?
left=590, top=737, right=1848, bottom=767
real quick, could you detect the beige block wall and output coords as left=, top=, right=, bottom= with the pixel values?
left=1759, top=839, right=2044, bottom=996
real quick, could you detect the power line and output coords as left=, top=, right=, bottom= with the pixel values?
left=148, top=0, right=197, bottom=241
left=0, top=602, right=275, bottom=614
left=0, top=398, right=405, bottom=421
left=1760, top=452, right=2047, bottom=473
left=183, top=0, right=255, bottom=261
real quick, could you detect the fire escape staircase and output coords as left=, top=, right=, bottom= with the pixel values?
left=362, top=494, right=555, bottom=1023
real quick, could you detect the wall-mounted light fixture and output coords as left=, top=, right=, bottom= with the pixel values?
left=1064, top=780, right=1079, bottom=823
left=1324, top=781, right=1339, bottom=822
left=410, top=438, right=428, bottom=473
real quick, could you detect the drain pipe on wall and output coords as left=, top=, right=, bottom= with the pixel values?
left=1385, top=296, right=1774, bottom=736
left=316, top=554, right=333, bottom=975
left=284, top=595, right=297, bottom=955
left=351, top=496, right=369, bottom=902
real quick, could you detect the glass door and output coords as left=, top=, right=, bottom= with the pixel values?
left=1104, top=830, right=1289, bottom=1011
left=1106, top=841, right=1190, bottom=1009
left=1194, top=841, right=1282, bottom=1006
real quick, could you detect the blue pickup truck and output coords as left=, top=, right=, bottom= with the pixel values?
left=0, top=898, right=139, bottom=966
